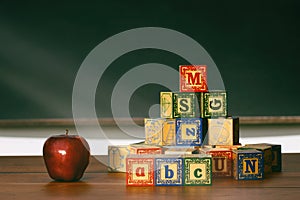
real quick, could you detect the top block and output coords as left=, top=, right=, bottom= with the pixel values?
left=180, top=65, right=208, bottom=92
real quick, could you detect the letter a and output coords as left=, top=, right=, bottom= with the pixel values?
left=135, top=167, right=145, bottom=177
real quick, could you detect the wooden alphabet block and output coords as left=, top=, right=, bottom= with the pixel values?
left=160, top=92, right=173, bottom=118
left=164, top=147, right=196, bottom=155
left=126, top=155, right=155, bottom=186
left=108, top=145, right=131, bottom=172
left=183, top=154, right=212, bottom=186
left=214, top=144, right=242, bottom=151
left=173, top=92, right=200, bottom=118
left=208, top=117, right=239, bottom=145
left=179, top=65, right=208, bottom=92
left=176, top=118, right=204, bottom=146
left=259, top=143, right=282, bottom=172
left=155, top=156, right=184, bottom=186
left=144, top=118, right=176, bottom=146
left=201, top=147, right=233, bottom=177
left=201, top=91, right=227, bottom=118
left=244, top=144, right=273, bottom=174
left=144, top=118, right=164, bottom=145
left=130, top=143, right=162, bottom=155
left=232, top=149, right=264, bottom=180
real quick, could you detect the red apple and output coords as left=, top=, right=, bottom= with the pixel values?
left=43, top=129, right=90, bottom=181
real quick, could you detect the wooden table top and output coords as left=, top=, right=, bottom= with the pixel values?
left=0, top=154, right=300, bottom=200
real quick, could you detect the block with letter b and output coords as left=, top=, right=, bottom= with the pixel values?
left=126, top=155, right=155, bottom=186
left=232, top=149, right=264, bottom=180
left=155, top=155, right=184, bottom=186
left=183, top=154, right=212, bottom=186
left=144, top=118, right=176, bottom=146
left=208, top=117, right=239, bottom=146
left=176, top=118, right=206, bottom=146
left=201, top=91, right=227, bottom=118
left=180, top=65, right=208, bottom=92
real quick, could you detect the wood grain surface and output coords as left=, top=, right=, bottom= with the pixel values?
left=0, top=154, right=299, bottom=200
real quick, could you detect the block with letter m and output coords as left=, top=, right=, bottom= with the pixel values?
left=180, top=65, right=208, bottom=92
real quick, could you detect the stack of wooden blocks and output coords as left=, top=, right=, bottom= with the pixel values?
left=107, top=65, right=282, bottom=186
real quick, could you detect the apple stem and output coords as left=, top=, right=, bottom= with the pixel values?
left=66, top=129, right=69, bottom=136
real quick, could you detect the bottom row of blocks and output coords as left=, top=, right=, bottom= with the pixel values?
left=125, top=144, right=281, bottom=186
left=126, top=155, right=212, bottom=186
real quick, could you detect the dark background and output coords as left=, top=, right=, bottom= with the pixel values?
left=0, top=0, right=299, bottom=119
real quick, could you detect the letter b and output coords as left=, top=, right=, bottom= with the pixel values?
left=164, top=165, right=174, bottom=178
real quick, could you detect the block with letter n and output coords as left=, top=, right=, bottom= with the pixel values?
left=243, top=144, right=273, bottom=174
left=201, top=91, right=227, bottom=118
left=173, top=92, right=200, bottom=118
left=126, top=155, right=155, bottom=186
left=175, top=118, right=205, bottom=146
left=155, top=156, right=183, bottom=186
left=232, top=149, right=264, bottom=180
left=180, top=65, right=208, bottom=92
left=183, top=154, right=212, bottom=186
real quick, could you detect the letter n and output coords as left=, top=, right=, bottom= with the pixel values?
left=244, top=159, right=257, bottom=173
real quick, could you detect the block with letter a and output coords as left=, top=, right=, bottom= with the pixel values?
left=126, top=155, right=155, bottom=186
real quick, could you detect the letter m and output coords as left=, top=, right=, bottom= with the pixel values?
left=186, top=72, right=201, bottom=85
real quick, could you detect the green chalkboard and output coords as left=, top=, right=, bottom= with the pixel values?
left=0, top=0, right=299, bottom=119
